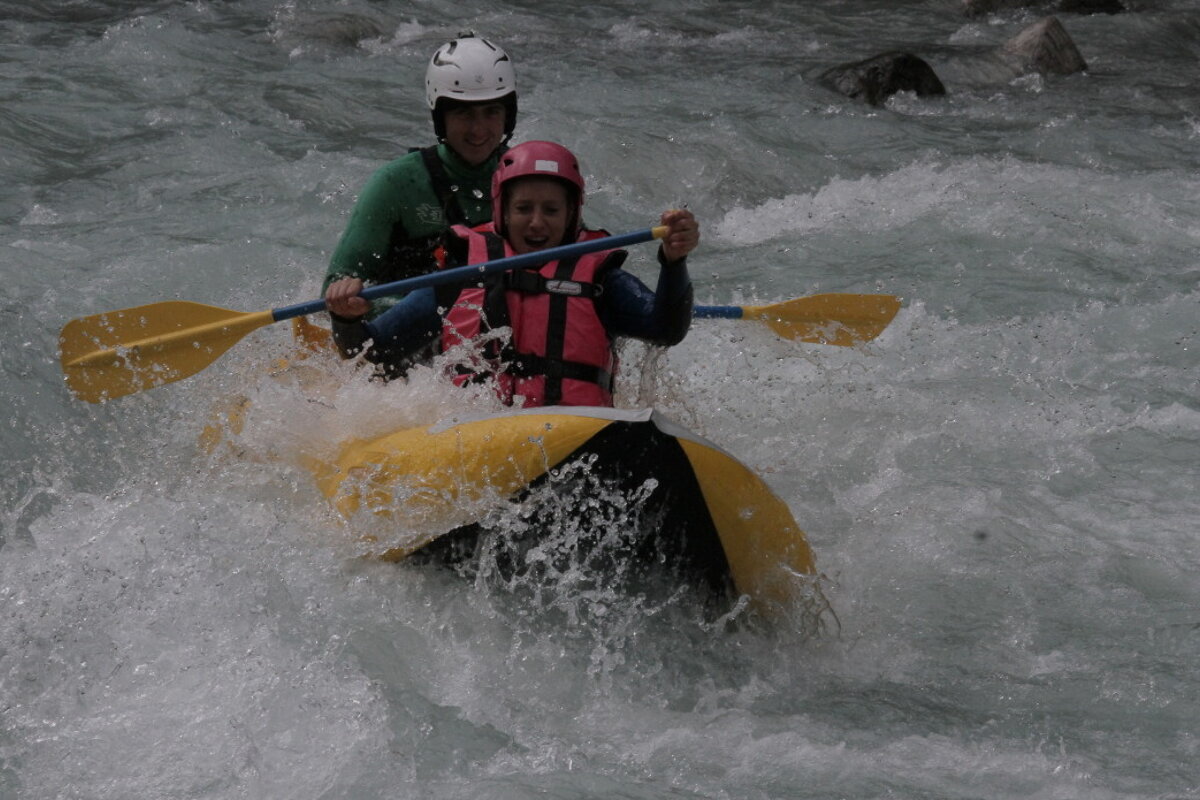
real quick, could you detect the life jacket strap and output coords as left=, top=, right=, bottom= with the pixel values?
left=419, top=146, right=467, bottom=226
left=507, top=354, right=613, bottom=392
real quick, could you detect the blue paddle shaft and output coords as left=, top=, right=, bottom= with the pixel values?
left=270, top=226, right=664, bottom=323
left=693, top=305, right=744, bottom=320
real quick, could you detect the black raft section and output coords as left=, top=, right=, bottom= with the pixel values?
left=407, top=418, right=735, bottom=601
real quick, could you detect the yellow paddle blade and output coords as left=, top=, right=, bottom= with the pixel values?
left=58, top=301, right=276, bottom=403
left=291, top=315, right=334, bottom=351
left=744, top=293, right=901, bottom=346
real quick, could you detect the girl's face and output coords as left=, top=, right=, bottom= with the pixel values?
left=503, top=177, right=570, bottom=254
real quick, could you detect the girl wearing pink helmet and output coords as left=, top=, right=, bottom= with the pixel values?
left=351, top=140, right=699, bottom=408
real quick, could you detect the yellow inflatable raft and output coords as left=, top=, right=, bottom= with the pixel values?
left=312, top=405, right=816, bottom=609
left=205, top=319, right=818, bottom=611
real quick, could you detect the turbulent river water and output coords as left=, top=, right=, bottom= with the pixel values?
left=3, top=1, right=1199, bottom=798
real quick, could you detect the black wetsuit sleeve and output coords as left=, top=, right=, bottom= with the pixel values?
left=362, top=287, right=442, bottom=358
left=599, top=248, right=693, bottom=345
left=330, top=312, right=370, bottom=358
left=327, top=288, right=440, bottom=369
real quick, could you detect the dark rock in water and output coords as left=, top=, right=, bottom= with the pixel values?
left=818, top=51, right=947, bottom=106
left=816, top=15, right=1085, bottom=106
left=295, top=14, right=388, bottom=47
left=962, top=0, right=1029, bottom=14
left=931, top=15, right=1089, bottom=86
left=1058, top=0, right=1125, bottom=13
left=1001, top=16, right=1088, bottom=74
left=270, top=12, right=390, bottom=52
left=963, top=0, right=1124, bottom=16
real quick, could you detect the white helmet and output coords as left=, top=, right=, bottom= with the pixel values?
left=425, top=33, right=518, bottom=141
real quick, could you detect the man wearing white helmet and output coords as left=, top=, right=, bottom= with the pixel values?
left=322, top=33, right=518, bottom=373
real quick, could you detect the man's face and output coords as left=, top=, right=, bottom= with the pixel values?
left=443, top=102, right=506, bottom=166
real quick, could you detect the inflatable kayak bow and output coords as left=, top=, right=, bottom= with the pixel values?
left=311, top=406, right=816, bottom=609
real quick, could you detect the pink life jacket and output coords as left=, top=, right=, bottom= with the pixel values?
left=441, top=223, right=624, bottom=407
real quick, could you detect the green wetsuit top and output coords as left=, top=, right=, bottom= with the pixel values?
left=323, top=143, right=500, bottom=321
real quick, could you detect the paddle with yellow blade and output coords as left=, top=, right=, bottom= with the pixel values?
left=694, top=293, right=901, bottom=347
left=59, top=225, right=669, bottom=403
left=287, top=292, right=903, bottom=356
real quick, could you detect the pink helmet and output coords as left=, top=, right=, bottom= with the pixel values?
left=491, top=141, right=585, bottom=235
